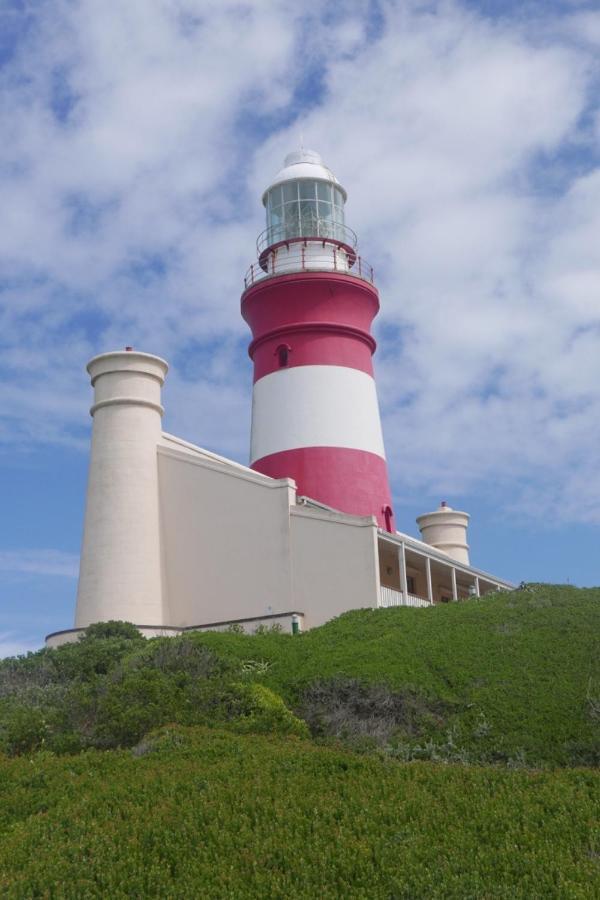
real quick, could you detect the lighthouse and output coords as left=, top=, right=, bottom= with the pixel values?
left=242, top=149, right=394, bottom=530
left=49, top=148, right=514, bottom=649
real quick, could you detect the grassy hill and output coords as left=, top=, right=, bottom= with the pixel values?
left=0, top=584, right=598, bottom=897
left=194, top=583, right=600, bottom=766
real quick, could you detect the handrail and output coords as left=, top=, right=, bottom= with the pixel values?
left=243, top=237, right=375, bottom=290
left=379, top=586, right=432, bottom=608
left=257, top=220, right=358, bottom=255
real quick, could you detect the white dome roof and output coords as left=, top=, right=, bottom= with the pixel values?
left=262, top=149, right=347, bottom=205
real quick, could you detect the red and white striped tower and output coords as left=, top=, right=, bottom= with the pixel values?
left=241, top=149, right=394, bottom=531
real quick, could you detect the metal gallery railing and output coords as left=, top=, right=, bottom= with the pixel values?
left=256, top=220, right=358, bottom=255
left=243, top=237, right=375, bottom=290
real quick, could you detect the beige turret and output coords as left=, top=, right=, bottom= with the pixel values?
left=416, top=501, right=470, bottom=565
left=74, top=349, right=168, bottom=628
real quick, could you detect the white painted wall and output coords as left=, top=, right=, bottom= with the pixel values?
left=158, top=443, right=381, bottom=631
left=75, top=351, right=168, bottom=628
left=157, top=444, right=297, bottom=627
left=188, top=612, right=303, bottom=635
left=250, top=365, right=386, bottom=462
left=264, top=242, right=351, bottom=277
left=289, top=506, right=380, bottom=628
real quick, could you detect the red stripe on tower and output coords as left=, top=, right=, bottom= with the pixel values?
left=241, top=150, right=394, bottom=531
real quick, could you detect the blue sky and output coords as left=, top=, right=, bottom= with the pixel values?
left=1, top=0, right=600, bottom=656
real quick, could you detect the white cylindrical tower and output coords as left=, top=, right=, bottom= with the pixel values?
left=74, top=349, right=168, bottom=628
left=416, top=501, right=470, bottom=565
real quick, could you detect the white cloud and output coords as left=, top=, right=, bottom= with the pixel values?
left=261, top=1, right=600, bottom=520
left=0, top=550, right=79, bottom=579
left=0, top=0, right=599, bottom=525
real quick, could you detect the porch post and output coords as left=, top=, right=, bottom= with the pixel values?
left=451, top=566, right=458, bottom=602
left=474, top=576, right=480, bottom=598
left=425, top=556, right=433, bottom=605
left=398, top=542, right=408, bottom=603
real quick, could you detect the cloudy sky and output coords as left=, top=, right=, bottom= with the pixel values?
left=1, top=0, right=599, bottom=655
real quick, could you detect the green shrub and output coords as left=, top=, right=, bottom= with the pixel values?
left=0, top=649, right=63, bottom=698
left=227, top=683, right=309, bottom=738
left=82, top=620, right=144, bottom=642
left=0, top=586, right=598, bottom=895
left=0, top=727, right=597, bottom=898
left=0, top=704, right=49, bottom=755
left=297, top=676, right=447, bottom=746
left=191, top=584, right=600, bottom=766
left=43, top=635, right=145, bottom=681
left=93, top=669, right=183, bottom=748
left=125, top=634, right=232, bottom=680
left=0, top=585, right=597, bottom=765
left=131, top=724, right=192, bottom=757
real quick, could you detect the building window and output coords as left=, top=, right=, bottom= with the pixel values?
left=275, top=344, right=291, bottom=368
left=407, top=575, right=416, bottom=594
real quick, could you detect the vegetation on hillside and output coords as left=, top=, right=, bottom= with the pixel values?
left=0, top=725, right=597, bottom=899
left=2, top=584, right=597, bottom=766
left=194, top=582, right=600, bottom=767
left=0, top=585, right=598, bottom=896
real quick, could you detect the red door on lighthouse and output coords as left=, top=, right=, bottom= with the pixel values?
left=241, top=150, right=394, bottom=531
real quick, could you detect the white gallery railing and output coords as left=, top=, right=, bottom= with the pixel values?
left=243, top=236, right=375, bottom=289
left=379, top=586, right=432, bottom=608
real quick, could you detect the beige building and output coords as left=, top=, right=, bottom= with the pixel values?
left=46, top=350, right=512, bottom=647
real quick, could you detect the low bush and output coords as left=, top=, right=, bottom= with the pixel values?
left=0, top=727, right=597, bottom=898
left=125, top=633, right=234, bottom=680
left=0, top=590, right=598, bottom=895
left=297, top=676, right=447, bottom=746
left=82, top=620, right=144, bottom=642
left=0, top=587, right=598, bottom=766
left=0, top=629, right=306, bottom=754
left=191, top=584, right=600, bottom=766
left=93, top=669, right=184, bottom=748
left=228, top=682, right=309, bottom=738
left=0, top=705, right=51, bottom=756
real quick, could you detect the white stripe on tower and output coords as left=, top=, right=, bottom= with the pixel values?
left=250, top=365, right=386, bottom=465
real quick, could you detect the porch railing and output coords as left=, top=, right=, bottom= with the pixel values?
left=379, top=585, right=432, bottom=608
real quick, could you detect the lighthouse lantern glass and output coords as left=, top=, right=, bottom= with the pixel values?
left=266, top=180, right=346, bottom=246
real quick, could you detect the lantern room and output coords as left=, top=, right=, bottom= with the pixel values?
left=250, top=149, right=367, bottom=281
left=263, top=149, right=348, bottom=247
